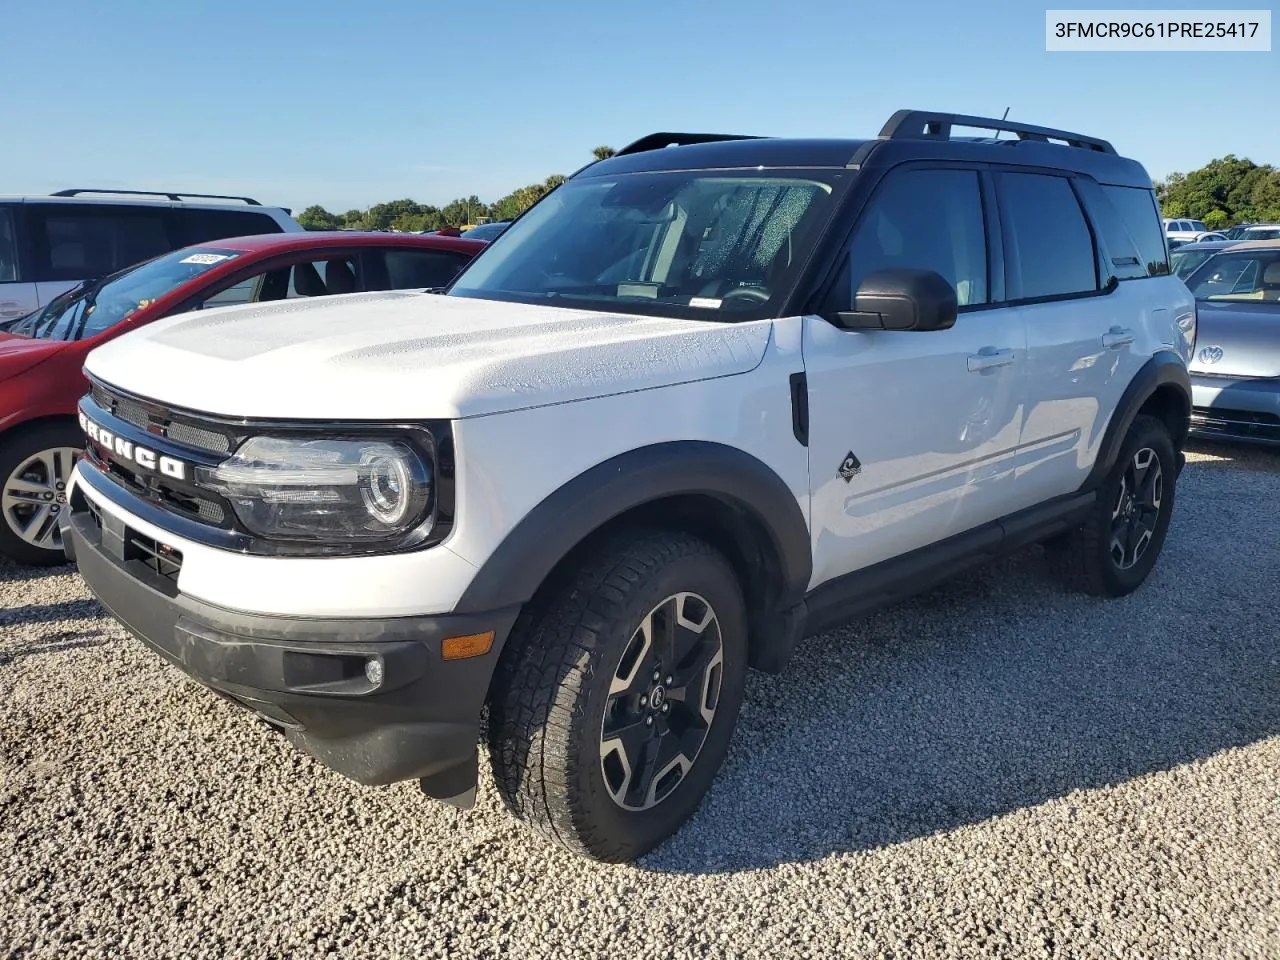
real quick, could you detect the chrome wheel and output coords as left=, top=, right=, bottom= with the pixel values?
left=599, top=592, right=725, bottom=812
left=2, top=447, right=79, bottom=552
left=1110, top=446, right=1163, bottom=571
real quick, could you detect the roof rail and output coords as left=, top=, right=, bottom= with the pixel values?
left=50, top=188, right=264, bottom=205
left=614, top=132, right=765, bottom=157
left=878, top=110, right=1116, bottom=155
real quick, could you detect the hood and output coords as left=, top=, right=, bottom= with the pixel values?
left=83, top=291, right=772, bottom=420
left=1189, top=301, right=1280, bottom=378
left=0, top=333, right=66, bottom=382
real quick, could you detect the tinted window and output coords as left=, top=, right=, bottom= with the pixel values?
left=834, top=167, right=988, bottom=308
left=1106, top=188, right=1171, bottom=277
left=179, top=208, right=283, bottom=245
left=383, top=249, right=472, bottom=289
left=32, top=206, right=171, bottom=282
left=1076, top=181, right=1147, bottom=281
left=0, top=208, right=17, bottom=282
left=1000, top=173, right=1097, bottom=300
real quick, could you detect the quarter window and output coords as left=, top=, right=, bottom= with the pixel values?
left=382, top=249, right=473, bottom=289
left=999, top=173, right=1098, bottom=300
left=1103, top=186, right=1170, bottom=276
left=835, top=167, right=989, bottom=309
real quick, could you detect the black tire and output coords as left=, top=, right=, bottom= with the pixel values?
left=486, top=528, right=748, bottom=863
left=0, top=421, right=83, bottom=567
left=1047, top=414, right=1177, bottom=597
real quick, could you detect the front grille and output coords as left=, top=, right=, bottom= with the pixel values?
left=89, top=383, right=233, bottom=454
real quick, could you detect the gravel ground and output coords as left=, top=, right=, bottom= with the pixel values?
left=2, top=440, right=1278, bottom=959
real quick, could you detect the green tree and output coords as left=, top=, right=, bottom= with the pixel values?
left=592, top=145, right=616, bottom=161
left=1157, top=156, right=1280, bottom=225
left=297, top=205, right=342, bottom=230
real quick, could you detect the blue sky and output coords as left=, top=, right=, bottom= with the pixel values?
left=2, top=0, right=1275, bottom=212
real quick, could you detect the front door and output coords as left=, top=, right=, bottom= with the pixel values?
left=803, top=164, right=1029, bottom=590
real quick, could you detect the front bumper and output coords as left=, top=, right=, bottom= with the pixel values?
left=62, top=496, right=519, bottom=804
left=1189, top=374, right=1280, bottom=446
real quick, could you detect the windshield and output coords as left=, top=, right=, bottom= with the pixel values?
left=1169, top=247, right=1222, bottom=279
left=3, top=247, right=242, bottom=340
left=447, top=170, right=842, bottom=320
left=460, top=221, right=509, bottom=240
left=1185, top=250, right=1280, bottom=302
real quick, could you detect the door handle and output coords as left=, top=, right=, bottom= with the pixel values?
left=967, top=347, right=1016, bottom=372
left=1102, top=326, right=1135, bottom=349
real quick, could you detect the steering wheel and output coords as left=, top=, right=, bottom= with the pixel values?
left=720, top=285, right=771, bottom=304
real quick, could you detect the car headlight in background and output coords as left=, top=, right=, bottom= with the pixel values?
left=196, top=436, right=433, bottom=543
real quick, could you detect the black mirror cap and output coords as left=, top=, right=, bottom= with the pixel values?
left=830, top=268, right=959, bottom=331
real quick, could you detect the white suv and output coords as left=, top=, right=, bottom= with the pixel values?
left=1163, top=217, right=1211, bottom=243
left=62, top=111, right=1196, bottom=863
left=0, top=189, right=301, bottom=321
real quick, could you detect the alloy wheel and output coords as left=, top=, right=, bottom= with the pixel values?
left=2, top=447, right=79, bottom=552
left=1109, top=446, right=1163, bottom=571
left=599, top=591, right=725, bottom=811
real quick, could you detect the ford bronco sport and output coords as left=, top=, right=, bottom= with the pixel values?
left=62, top=111, right=1196, bottom=863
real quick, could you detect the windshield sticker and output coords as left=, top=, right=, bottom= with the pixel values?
left=689, top=297, right=723, bottom=309
left=180, top=253, right=233, bottom=265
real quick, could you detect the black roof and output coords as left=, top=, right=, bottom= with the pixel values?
left=579, top=110, right=1154, bottom=190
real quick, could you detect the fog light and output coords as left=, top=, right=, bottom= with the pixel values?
left=365, top=658, right=385, bottom=686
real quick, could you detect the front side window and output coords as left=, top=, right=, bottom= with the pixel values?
left=1185, top=251, right=1280, bottom=301
left=999, top=173, right=1098, bottom=300
left=829, top=167, right=989, bottom=309
left=448, top=170, right=841, bottom=320
left=4, top=247, right=242, bottom=340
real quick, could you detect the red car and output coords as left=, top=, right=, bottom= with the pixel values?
left=0, top=230, right=486, bottom=565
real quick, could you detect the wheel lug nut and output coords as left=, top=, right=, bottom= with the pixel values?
left=665, top=675, right=673, bottom=685
left=645, top=716, right=653, bottom=726
left=661, top=703, right=669, bottom=714
left=640, top=696, right=647, bottom=707
left=652, top=670, right=661, bottom=682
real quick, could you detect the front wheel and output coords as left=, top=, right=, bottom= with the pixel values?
left=0, top=422, right=83, bottom=566
left=1047, top=413, right=1177, bottom=597
left=486, top=529, right=748, bottom=862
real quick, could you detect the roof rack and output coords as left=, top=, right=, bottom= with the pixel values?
left=50, top=188, right=264, bottom=205
left=878, top=110, right=1116, bottom=155
left=614, top=132, right=765, bottom=157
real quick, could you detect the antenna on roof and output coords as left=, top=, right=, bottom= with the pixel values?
left=1001, top=107, right=1010, bottom=121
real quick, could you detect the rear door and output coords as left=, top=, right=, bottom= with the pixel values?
left=0, top=205, right=38, bottom=321
left=26, top=202, right=173, bottom=306
left=1000, top=171, right=1152, bottom=505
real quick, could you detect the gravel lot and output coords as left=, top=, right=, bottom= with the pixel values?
left=2, top=441, right=1278, bottom=959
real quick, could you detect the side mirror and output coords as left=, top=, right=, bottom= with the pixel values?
left=828, top=268, right=959, bottom=332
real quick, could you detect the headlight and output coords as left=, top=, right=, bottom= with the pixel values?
left=196, top=436, right=433, bottom=543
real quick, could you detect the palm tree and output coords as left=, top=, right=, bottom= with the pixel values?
left=592, top=145, right=616, bottom=161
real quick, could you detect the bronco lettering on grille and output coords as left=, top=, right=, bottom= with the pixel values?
left=79, top=411, right=189, bottom=481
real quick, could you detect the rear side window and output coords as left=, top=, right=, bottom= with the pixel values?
left=998, top=173, right=1098, bottom=300
left=1104, top=186, right=1171, bottom=276
left=382, top=249, right=473, bottom=289
left=30, top=205, right=171, bottom=282
left=178, top=208, right=284, bottom=246
left=0, top=208, right=18, bottom=282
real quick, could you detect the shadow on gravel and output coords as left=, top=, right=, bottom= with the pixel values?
left=0, top=600, right=106, bottom=627
left=645, top=542, right=1280, bottom=875
left=0, top=629, right=110, bottom=665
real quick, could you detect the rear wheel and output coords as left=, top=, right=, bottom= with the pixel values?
left=486, top=529, right=748, bottom=862
left=0, top=422, right=83, bottom=566
left=1047, top=414, right=1176, bottom=597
